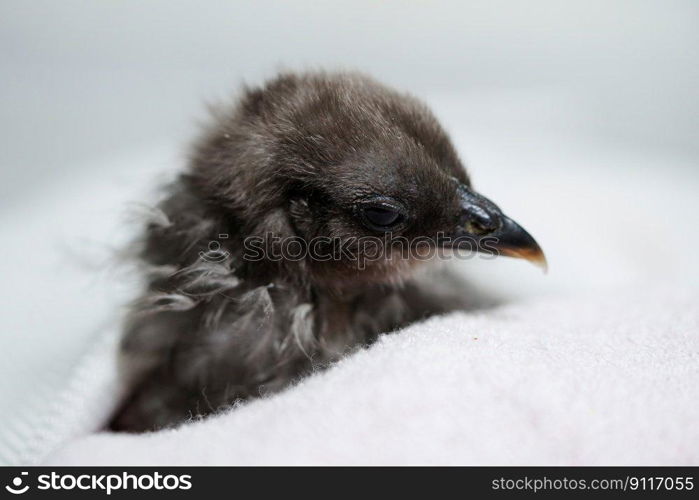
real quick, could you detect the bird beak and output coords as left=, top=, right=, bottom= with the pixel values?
left=487, top=215, right=548, bottom=271
left=442, top=185, right=548, bottom=272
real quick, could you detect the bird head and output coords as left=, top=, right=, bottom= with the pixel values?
left=190, top=72, right=545, bottom=290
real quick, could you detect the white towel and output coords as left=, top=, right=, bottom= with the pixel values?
left=43, top=287, right=699, bottom=465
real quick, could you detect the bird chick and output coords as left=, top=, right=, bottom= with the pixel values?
left=110, top=71, right=545, bottom=432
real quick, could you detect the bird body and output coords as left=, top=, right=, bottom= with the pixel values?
left=111, top=71, right=544, bottom=432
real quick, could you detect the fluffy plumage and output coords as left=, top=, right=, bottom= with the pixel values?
left=110, top=71, right=542, bottom=432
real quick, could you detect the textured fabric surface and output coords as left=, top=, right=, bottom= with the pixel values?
left=44, top=288, right=699, bottom=465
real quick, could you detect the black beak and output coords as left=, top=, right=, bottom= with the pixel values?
left=442, top=185, right=547, bottom=271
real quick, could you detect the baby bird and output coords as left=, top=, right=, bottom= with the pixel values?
left=111, top=71, right=545, bottom=432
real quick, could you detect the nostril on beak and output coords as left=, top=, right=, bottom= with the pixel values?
left=466, top=220, right=490, bottom=235
left=463, top=206, right=500, bottom=235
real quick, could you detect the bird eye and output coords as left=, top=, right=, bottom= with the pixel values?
left=360, top=203, right=406, bottom=232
